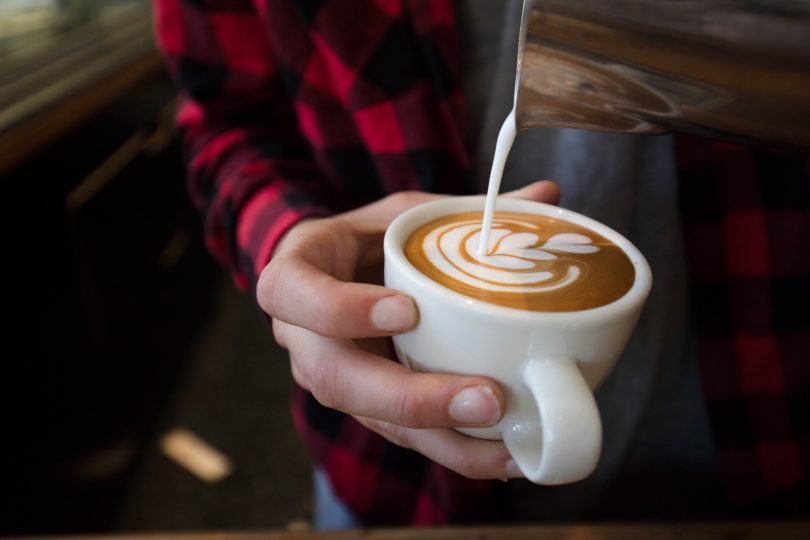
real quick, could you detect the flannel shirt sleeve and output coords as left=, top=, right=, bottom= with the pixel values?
left=155, top=0, right=332, bottom=290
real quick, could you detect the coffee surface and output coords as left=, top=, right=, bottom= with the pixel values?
left=405, top=211, right=635, bottom=312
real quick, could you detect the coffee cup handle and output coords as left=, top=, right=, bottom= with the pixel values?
left=502, top=358, right=602, bottom=484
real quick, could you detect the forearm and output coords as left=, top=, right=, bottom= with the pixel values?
left=156, top=0, right=336, bottom=289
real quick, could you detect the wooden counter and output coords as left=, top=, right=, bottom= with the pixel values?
left=23, top=521, right=810, bottom=540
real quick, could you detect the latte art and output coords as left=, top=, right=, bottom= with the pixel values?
left=405, top=211, right=635, bottom=312
left=426, top=219, right=596, bottom=293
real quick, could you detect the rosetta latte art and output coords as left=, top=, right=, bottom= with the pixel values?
left=426, top=219, right=599, bottom=293
left=405, top=211, right=635, bottom=312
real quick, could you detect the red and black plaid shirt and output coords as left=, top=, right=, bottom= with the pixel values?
left=155, top=0, right=809, bottom=524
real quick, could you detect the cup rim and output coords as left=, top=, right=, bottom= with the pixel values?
left=384, top=195, right=653, bottom=322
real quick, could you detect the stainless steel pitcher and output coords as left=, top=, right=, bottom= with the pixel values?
left=516, top=0, right=810, bottom=149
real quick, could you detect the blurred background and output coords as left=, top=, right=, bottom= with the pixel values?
left=1, top=0, right=312, bottom=534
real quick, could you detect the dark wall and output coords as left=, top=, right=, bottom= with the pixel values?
left=4, top=69, right=219, bottom=535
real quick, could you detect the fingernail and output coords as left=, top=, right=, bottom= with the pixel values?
left=448, top=386, right=500, bottom=425
left=505, top=459, right=523, bottom=478
left=371, top=296, right=417, bottom=332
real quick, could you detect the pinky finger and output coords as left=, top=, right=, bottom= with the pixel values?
left=355, top=417, right=523, bottom=480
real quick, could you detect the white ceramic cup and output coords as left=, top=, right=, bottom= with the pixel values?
left=383, top=195, right=652, bottom=484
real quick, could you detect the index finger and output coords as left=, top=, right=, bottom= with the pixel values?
left=258, top=253, right=418, bottom=338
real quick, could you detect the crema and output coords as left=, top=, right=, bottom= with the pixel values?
left=405, top=211, right=634, bottom=312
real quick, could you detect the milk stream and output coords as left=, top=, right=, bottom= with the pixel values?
left=477, top=108, right=517, bottom=255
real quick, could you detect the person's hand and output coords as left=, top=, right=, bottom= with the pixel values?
left=257, top=181, right=561, bottom=479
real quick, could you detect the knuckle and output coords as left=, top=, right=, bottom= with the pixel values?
left=308, top=292, right=345, bottom=337
left=271, top=318, right=288, bottom=347
left=306, top=356, right=346, bottom=411
left=256, top=257, right=286, bottom=315
left=450, top=451, right=482, bottom=479
left=453, top=447, right=507, bottom=480
left=290, top=362, right=309, bottom=391
left=255, top=266, right=273, bottom=312
left=374, top=421, right=414, bottom=450
left=391, top=386, right=430, bottom=428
